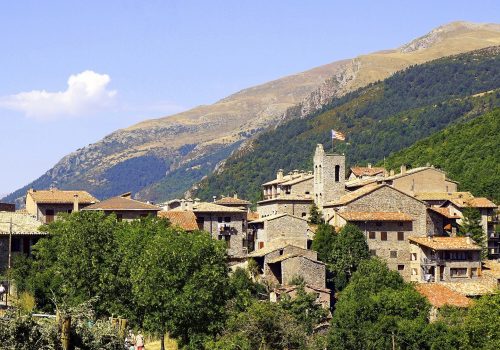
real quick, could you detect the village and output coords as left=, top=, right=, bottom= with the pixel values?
left=1, top=143, right=499, bottom=318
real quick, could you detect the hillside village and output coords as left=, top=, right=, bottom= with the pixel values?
left=1, top=144, right=499, bottom=315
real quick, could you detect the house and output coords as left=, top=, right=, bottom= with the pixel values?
left=348, top=164, right=385, bottom=181
left=158, top=211, right=198, bottom=231
left=82, top=192, right=160, bottom=220
left=262, top=169, right=313, bottom=201
left=248, top=213, right=311, bottom=252
left=169, top=200, right=248, bottom=258
left=215, top=195, right=252, bottom=211
left=440, top=197, right=499, bottom=258
left=415, top=284, right=471, bottom=321
left=257, top=197, right=313, bottom=220
left=25, top=188, right=98, bottom=223
left=0, top=211, right=46, bottom=272
left=323, top=184, right=445, bottom=280
left=408, top=236, right=482, bottom=283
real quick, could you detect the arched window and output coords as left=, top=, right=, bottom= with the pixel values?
left=335, top=165, right=340, bottom=182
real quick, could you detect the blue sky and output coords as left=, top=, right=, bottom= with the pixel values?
left=0, top=0, right=499, bottom=196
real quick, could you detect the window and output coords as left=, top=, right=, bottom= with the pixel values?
left=116, top=214, right=123, bottom=222
left=397, top=265, right=405, bottom=271
left=305, top=191, right=310, bottom=195
left=218, top=217, right=223, bottom=223
left=450, top=268, right=468, bottom=278
left=45, top=209, right=55, bottom=223
left=397, top=232, right=404, bottom=241
left=471, top=268, right=478, bottom=277
left=381, top=232, right=387, bottom=241
left=279, top=249, right=284, bottom=256
left=258, top=242, right=265, bottom=249
left=11, top=237, right=21, bottom=252
left=301, top=212, right=307, bottom=217
left=411, top=253, right=417, bottom=261
left=224, top=216, right=231, bottom=223
left=412, top=268, right=418, bottom=276
left=369, top=249, right=376, bottom=256
left=390, top=251, right=397, bottom=258
left=225, top=235, right=231, bottom=248
left=368, top=231, right=376, bottom=239
left=335, top=165, right=340, bottom=182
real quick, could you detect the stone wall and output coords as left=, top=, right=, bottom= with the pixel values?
left=392, top=168, right=457, bottom=195
left=257, top=200, right=312, bottom=219
left=313, top=144, right=345, bottom=208
left=288, top=178, right=313, bottom=197
left=197, top=212, right=247, bottom=257
left=264, top=215, right=309, bottom=249
left=281, top=256, right=326, bottom=288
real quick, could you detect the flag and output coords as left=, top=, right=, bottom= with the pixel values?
left=331, top=129, right=346, bottom=141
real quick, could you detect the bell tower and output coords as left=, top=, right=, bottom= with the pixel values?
left=313, top=144, right=345, bottom=209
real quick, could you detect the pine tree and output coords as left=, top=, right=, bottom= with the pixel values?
left=459, top=207, right=486, bottom=258
left=309, top=203, right=324, bottom=224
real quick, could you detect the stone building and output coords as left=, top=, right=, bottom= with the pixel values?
left=257, top=197, right=312, bottom=220
left=381, top=166, right=458, bottom=195
left=215, top=195, right=252, bottom=211
left=262, top=169, right=313, bottom=201
left=248, top=213, right=310, bottom=252
left=270, top=284, right=331, bottom=309
left=409, top=236, right=482, bottom=283
left=415, top=284, right=471, bottom=321
left=0, top=211, right=46, bottom=272
left=324, top=184, right=444, bottom=280
left=25, top=188, right=98, bottom=223
left=313, top=144, right=345, bottom=209
left=348, top=164, right=385, bottom=181
left=83, top=192, right=160, bottom=220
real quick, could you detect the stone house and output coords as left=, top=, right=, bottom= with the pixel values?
left=408, top=236, right=482, bottom=283
left=25, top=188, right=98, bottom=223
left=0, top=211, right=46, bottom=272
left=215, top=195, right=252, bottom=211
left=440, top=197, right=499, bottom=258
left=257, top=197, right=313, bottom=220
left=381, top=166, right=458, bottom=195
left=262, top=169, right=313, bottom=201
left=82, top=192, right=160, bottom=220
left=415, top=284, right=471, bottom=321
left=248, top=213, right=310, bottom=252
left=324, top=184, right=444, bottom=280
left=348, top=164, right=385, bottom=181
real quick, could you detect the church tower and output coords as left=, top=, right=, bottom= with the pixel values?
left=313, top=144, right=345, bottom=209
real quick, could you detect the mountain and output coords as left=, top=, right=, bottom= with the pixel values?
left=4, top=21, right=500, bottom=206
left=193, top=46, right=500, bottom=203
left=383, top=108, right=500, bottom=202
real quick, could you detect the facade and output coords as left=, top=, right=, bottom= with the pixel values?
left=257, top=198, right=312, bottom=220
left=409, top=236, right=482, bottom=283
left=381, top=166, right=458, bottom=195
left=82, top=193, right=160, bottom=220
left=248, top=213, right=310, bottom=252
left=0, top=211, right=46, bottom=272
left=25, top=188, right=98, bottom=223
left=324, top=184, right=444, bottom=280
left=262, top=169, right=313, bottom=201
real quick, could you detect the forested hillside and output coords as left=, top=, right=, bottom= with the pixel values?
left=383, top=108, right=500, bottom=202
left=195, top=47, right=500, bottom=203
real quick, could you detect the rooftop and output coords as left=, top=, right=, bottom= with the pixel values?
left=248, top=213, right=307, bottom=224
left=28, top=189, right=98, bottom=204
left=338, top=211, right=414, bottom=222
left=192, top=202, right=245, bottom=213
left=415, top=284, right=471, bottom=308
left=258, top=196, right=313, bottom=204
left=440, top=281, right=496, bottom=296
left=325, top=183, right=384, bottom=206
left=83, top=195, right=160, bottom=211
left=429, top=207, right=461, bottom=219
left=350, top=166, right=385, bottom=177
left=414, top=191, right=473, bottom=201
left=158, top=211, right=199, bottom=231
left=448, top=197, right=497, bottom=209
left=281, top=174, right=314, bottom=186
left=215, top=196, right=251, bottom=206
left=0, top=211, right=44, bottom=235
left=266, top=253, right=325, bottom=265
left=409, top=236, right=482, bottom=251
left=247, top=244, right=308, bottom=258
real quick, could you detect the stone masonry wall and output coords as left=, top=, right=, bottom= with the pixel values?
left=282, top=256, right=326, bottom=288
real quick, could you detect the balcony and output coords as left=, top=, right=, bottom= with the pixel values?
left=488, top=231, right=500, bottom=239
left=487, top=216, right=499, bottom=223
left=217, top=223, right=234, bottom=235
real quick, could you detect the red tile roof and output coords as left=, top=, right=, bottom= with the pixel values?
left=28, top=189, right=97, bottom=204
left=215, top=196, right=251, bottom=205
left=338, top=211, right=413, bottom=221
left=449, top=197, right=497, bottom=209
left=158, top=211, right=199, bottom=231
left=429, top=207, right=460, bottom=219
left=83, top=196, right=160, bottom=211
left=409, top=236, right=482, bottom=251
left=415, top=284, right=471, bottom=308
left=350, top=166, right=385, bottom=177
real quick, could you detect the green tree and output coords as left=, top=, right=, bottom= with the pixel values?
left=328, top=258, right=430, bottom=350
left=131, top=230, right=229, bottom=349
left=309, top=203, right=324, bottom=224
left=329, top=223, right=370, bottom=291
left=311, top=223, right=336, bottom=262
left=228, top=267, right=266, bottom=313
left=459, top=207, right=486, bottom=257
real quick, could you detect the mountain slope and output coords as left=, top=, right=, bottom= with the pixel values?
left=4, top=21, right=500, bottom=205
left=383, top=108, right=500, bottom=202
left=194, top=47, right=500, bottom=202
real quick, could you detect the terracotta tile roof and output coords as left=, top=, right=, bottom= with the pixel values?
left=83, top=196, right=160, bottom=211
left=448, top=197, right=497, bottom=209
left=429, top=207, right=461, bottom=219
left=338, top=211, right=413, bottom=221
left=325, top=183, right=384, bottom=206
left=0, top=211, right=45, bottom=235
left=28, top=189, right=98, bottom=204
left=191, top=202, right=244, bottom=213
left=350, top=166, right=385, bottom=177
left=415, top=284, right=471, bottom=308
left=158, top=211, right=198, bottom=231
left=345, top=178, right=379, bottom=189
left=482, top=260, right=500, bottom=279
left=409, top=236, right=482, bottom=251
left=249, top=213, right=307, bottom=224
left=414, top=192, right=473, bottom=201
left=215, top=196, right=251, bottom=205
left=440, top=281, right=496, bottom=296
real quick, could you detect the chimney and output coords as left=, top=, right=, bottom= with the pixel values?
left=194, top=198, right=200, bottom=205
left=293, top=169, right=299, bottom=176
left=180, top=199, right=186, bottom=210
left=233, top=193, right=238, bottom=199
left=390, top=169, right=395, bottom=176
left=73, top=194, right=79, bottom=212
left=186, top=198, right=193, bottom=210
left=400, top=165, right=406, bottom=175
left=277, top=169, right=284, bottom=180
left=451, top=226, right=457, bottom=237
left=466, top=236, right=472, bottom=245
left=213, top=196, right=217, bottom=203
left=367, top=163, right=372, bottom=169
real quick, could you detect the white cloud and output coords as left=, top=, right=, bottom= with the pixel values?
left=0, top=70, right=117, bottom=120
